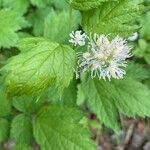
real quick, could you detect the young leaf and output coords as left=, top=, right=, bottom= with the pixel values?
left=80, top=75, right=150, bottom=131
left=0, top=118, right=9, bottom=143
left=0, top=9, right=28, bottom=48
left=10, top=114, right=33, bottom=144
left=1, top=37, right=76, bottom=96
left=44, top=9, right=81, bottom=43
left=82, top=0, right=143, bottom=37
left=68, top=0, right=114, bottom=11
left=34, top=105, right=95, bottom=150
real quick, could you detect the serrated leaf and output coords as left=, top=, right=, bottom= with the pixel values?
left=47, top=79, right=77, bottom=106
left=3, top=0, right=30, bottom=15
left=81, top=75, right=150, bottom=131
left=81, top=75, right=120, bottom=131
left=10, top=114, right=33, bottom=144
left=0, top=9, right=27, bottom=48
left=13, top=96, right=42, bottom=114
left=0, top=118, right=9, bottom=143
left=44, top=9, right=81, bottom=43
left=0, top=89, right=11, bottom=117
left=68, top=0, right=115, bottom=11
left=112, top=78, right=150, bottom=117
left=1, top=37, right=76, bottom=96
left=34, top=105, right=95, bottom=150
left=82, top=0, right=143, bottom=37
left=27, top=7, right=51, bottom=36
left=126, top=62, right=150, bottom=81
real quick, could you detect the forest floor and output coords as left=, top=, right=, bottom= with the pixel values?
left=91, top=117, right=150, bottom=150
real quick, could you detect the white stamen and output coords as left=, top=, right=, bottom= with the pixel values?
left=76, top=33, right=131, bottom=80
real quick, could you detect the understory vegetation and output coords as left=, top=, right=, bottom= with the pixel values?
left=0, top=0, right=150, bottom=150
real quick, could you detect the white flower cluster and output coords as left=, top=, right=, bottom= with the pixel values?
left=69, top=31, right=87, bottom=46
left=69, top=31, right=132, bottom=80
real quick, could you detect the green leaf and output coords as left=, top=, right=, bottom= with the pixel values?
left=10, top=114, right=33, bottom=144
left=3, top=0, right=30, bottom=15
left=30, top=0, right=51, bottom=8
left=126, top=62, right=150, bottom=81
left=133, top=39, right=150, bottom=64
left=81, top=75, right=120, bottom=131
left=13, top=96, right=42, bottom=114
left=81, top=75, right=150, bottom=131
left=49, top=0, right=69, bottom=10
left=0, top=0, right=2, bottom=8
left=30, top=0, right=69, bottom=9
left=27, top=7, right=51, bottom=36
left=47, top=79, right=77, bottom=106
left=0, top=118, right=9, bottom=143
left=140, top=12, right=150, bottom=40
left=77, top=84, right=85, bottom=106
left=82, top=0, right=143, bottom=37
left=144, top=52, right=150, bottom=64
left=0, top=89, right=11, bottom=117
left=68, top=0, right=114, bottom=11
left=112, top=78, right=150, bottom=117
left=44, top=9, right=81, bottom=43
left=34, top=105, right=95, bottom=150
left=0, top=9, right=27, bottom=48
left=1, top=37, right=76, bottom=96
left=12, top=144, right=32, bottom=150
